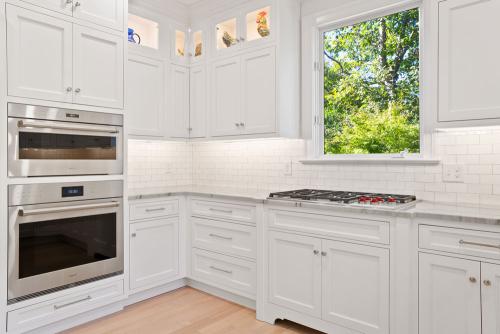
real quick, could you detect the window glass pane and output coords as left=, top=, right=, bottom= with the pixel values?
left=193, top=31, right=203, bottom=57
left=246, top=7, right=271, bottom=41
left=176, top=30, right=185, bottom=57
left=216, top=18, right=237, bottom=50
left=323, top=8, right=420, bottom=155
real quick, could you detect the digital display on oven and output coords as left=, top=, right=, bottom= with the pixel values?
left=62, top=186, right=84, bottom=198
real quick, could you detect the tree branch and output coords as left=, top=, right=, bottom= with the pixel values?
left=324, top=50, right=345, bottom=74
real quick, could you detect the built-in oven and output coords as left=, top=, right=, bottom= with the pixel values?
left=8, top=103, right=123, bottom=177
left=8, top=181, right=123, bottom=304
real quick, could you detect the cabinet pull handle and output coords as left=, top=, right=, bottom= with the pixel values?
left=459, top=239, right=500, bottom=250
left=484, top=280, right=492, bottom=287
left=209, top=208, right=233, bottom=214
left=321, top=251, right=327, bottom=256
left=469, top=277, right=477, bottom=283
left=209, top=266, right=232, bottom=274
left=209, top=233, right=233, bottom=240
left=313, top=250, right=319, bottom=255
left=66, top=87, right=73, bottom=92
left=131, top=233, right=137, bottom=238
left=54, top=296, right=91, bottom=310
left=145, top=208, right=166, bottom=213
left=74, top=1, right=81, bottom=7
left=235, top=123, right=240, bottom=127
left=75, top=88, right=81, bottom=93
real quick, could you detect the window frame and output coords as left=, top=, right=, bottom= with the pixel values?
left=312, top=1, right=431, bottom=161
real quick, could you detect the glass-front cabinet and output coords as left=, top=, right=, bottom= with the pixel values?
left=172, top=23, right=189, bottom=64
left=215, top=17, right=239, bottom=53
left=244, top=5, right=272, bottom=45
left=190, top=29, right=204, bottom=62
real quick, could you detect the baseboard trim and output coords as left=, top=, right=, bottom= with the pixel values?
left=126, top=278, right=188, bottom=306
left=187, top=279, right=256, bottom=310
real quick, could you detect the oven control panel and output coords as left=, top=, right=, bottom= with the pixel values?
left=62, top=186, right=84, bottom=198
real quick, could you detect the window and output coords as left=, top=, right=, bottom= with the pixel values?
left=321, top=8, right=420, bottom=156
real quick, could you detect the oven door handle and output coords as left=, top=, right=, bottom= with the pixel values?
left=18, top=201, right=120, bottom=217
left=17, top=120, right=120, bottom=134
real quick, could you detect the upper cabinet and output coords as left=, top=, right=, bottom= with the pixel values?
left=172, top=25, right=189, bottom=65
left=20, top=0, right=124, bottom=31
left=437, top=0, right=500, bottom=125
left=7, top=5, right=124, bottom=109
left=189, top=28, right=205, bottom=63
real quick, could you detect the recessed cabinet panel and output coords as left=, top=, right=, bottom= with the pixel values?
left=168, top=65, right=190, bottom=138
left=7, top=5, right=73, bottom=103
left=190, top=66, right=207, bottom=138
left=482, top=262, right=500, bottom=334
left=74, top=0, right=124, bottom=31
left=73, top=25, right=124, bottom=108
left=127, top=55, right=165, bottom=137
left=438, top=0, right=500, bottom=122
left=241, top=47, right=276, bottom=134
left=20, top=0, right=73, bottom=15
left=419, top=253, right=481, bottom=334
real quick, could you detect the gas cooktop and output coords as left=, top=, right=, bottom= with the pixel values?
left=268, top=189, right=417, bottom=209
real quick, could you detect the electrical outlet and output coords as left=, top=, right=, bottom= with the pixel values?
left=443, top=165, right=464, bottom=183
left=283, top=160, right=293, bottom=176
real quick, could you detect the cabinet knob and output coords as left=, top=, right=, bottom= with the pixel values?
left=240, top=122, right=245, bottom=127
left=188, top=127, right=193, bottom=131
left=469, top=277, right=477, bottom=283
left=75, top=88, right=81, bottom=93
left=66, top=87, right=73, bottom=92
left=313, top=250, right=319, bottom=255
left=74, top=1, right=81, bottom=7
left=484, top=280, right=492, bottom=287
left=235, top=123, right=240, bottom=127
left=131, top=233, right=137, bottom=238
left=240, top=37, right=246, bottom=42
left=321, top=251, right=327, bottom=256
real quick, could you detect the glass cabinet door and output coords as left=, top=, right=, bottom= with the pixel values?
left=191, top=30, right=203, bottom=59
left=175, top=30, right=186, bottom=58
left=245, top=6, right=272, bottom=43
left=216, top=18, right=238, bottom=51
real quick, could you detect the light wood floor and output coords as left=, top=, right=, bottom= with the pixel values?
left=63, top=287, right=324, bottom=334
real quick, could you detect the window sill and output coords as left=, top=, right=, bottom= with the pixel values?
left=300, top=157, right=441, bottom=165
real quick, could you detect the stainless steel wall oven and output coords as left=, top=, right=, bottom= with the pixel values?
left=8, top=103, right=123, bottom=177
left=8, top=181, right=123, bottom=303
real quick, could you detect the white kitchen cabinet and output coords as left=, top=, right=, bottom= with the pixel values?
left=322, top=240, right=389, bottom=334
left=7, top=5, right=73, bottom=103
left=189, top=28, right=205, bottom=63
left=127, top=54, right=165, bottom=137
left=268, top=231, right=322, bottom=318
left=482, top=262, right=500, bottom=334
left=419, top=253, right=481, bottom=334
left=172, top=25, right=189, bottom=65
left=189, top=65, right=207, bottom=138
left=168, top=64, right=190, bottom=138
left=73, top=0, right=124, bottom=31
left=73, top=25, right=124, bottom=109
left=130, top=218, right=179, bottom=291
left=20, top=0, right=73, bottom=15
left=438, top=0, right=500, bottom=123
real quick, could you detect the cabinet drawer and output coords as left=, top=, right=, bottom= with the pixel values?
left=190, top=199, right=256, bottom=224
left=191, top=248, right=256, bottom=297
left=130, top=199, right=179, bottom=221
left=268, top=210, right=390, bottom=245
left=419, top=225, right=500, bottom=260
left=8, top=280, right=123, bottom=333
left=191, top=217, right=256, bottom=259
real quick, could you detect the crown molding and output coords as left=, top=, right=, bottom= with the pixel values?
left=129, top=0, right=190, bottom=23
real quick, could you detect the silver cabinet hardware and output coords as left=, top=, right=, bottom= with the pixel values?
left=66, top=87, right=73, bottom=92
left=75, top=88, right=81, bottom=93
left=66, top=0, right=73, bottom=3
left=313, top=250, right=319, bottom=255
left=321, top=251, right=327, bottom=256
left=459, top=239, right=500, bottom=250
left=484, top=280, right=492, bottom=286
left=235, top=123, right=240, bottom=127
left=17, top=120, right=119, bottom=134
left=209, top=233, right=233, bottom=240
left=209, top=266, right=232, bottom=274
left=240, top=122, right=245, bottom=127
left=188, top=52, right=193, bottom=57
left=74, top=1, right=81, bottom=7
left=208, top=208, right=233, bottom=214
left=54, top=296, right=91, bottom=310
left=18, top=201, right=119, bottom=217
left=131, top=233, right=137, bottom=238
left=236, top=38, right=241, bottom=43
left=145, top=208, right=166, bottom=213
left=469, top=277, right=477, bottom=283
left=240, top=37, right=246, bottom=41
left=188, top=127, right=193, bottom=132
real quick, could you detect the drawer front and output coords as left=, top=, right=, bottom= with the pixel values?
left=419, top=225, right=500, bottom=260
left=8, top=280, right=124, bottom=332
left=191, top=248, right=256, bottom=297
left=130, top=199, right=179, bottom=221
left=191, top=217, right=256, bottom=259
left=268, top=210, right=390, bottom=245
left=191, top=199, right=256, bottom=224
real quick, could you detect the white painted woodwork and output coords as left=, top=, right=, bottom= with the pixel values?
left=419, top=253, right=481, bottom=334
left=189, top=65, right=207, bottom=138
left=419, top=225, right=500, bottom=260
left=168, top=64, right=190, bottom=138
left=191, top=248, right=256, bottom=297
left=321, top=240, right=389, bottom=334
left=74, top=0, right=124, bottom=31
left=211, top=56, right=242, bottom=136
left=482, top=262, right=500, bottom=334
left=241, top=47, right=276, bottom=134
left=7, top=280, right=124, bottom=333
left=191, top=217, right=257, bottom=259
left=127, top=54, right=165, bottom=137
left=438, top=0, right=500, bottom=122
left=268, top=209, right=390, bottom=244
left=7, top=5, right=73, bottom=103
left=130, top=218, right=179, bottom=291
left=73, top=25, right=124, bottom=108
left=268, top=231, right=322, bottom=318
left=129, top=199, right=179, bottom=221
left=19, top=0, right=73, bottom=15
left=190, top=199, right=256, bottom=224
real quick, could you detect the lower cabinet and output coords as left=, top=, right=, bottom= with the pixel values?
left=130, top=217, right=179, bottom=291
left=268, top=231, right=389, bottom=334
left=419, top=253, right=500, bottom=334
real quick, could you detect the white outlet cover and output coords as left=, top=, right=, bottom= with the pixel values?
left=443, top=165, right=464, bottom=183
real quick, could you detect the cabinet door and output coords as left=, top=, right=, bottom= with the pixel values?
left=419, top=253, right=481, bottom=334
left=213, top=13, right=241, bottom=57
left=242, top=3, right=274, bottom=49
left=74, top=0, right=124, bottom=31
left=268, top=231, right=322, bottom=318
left=190, top=65, right=207, bottom=138
left=321, top=240, right=389, bottom=334
left=172, top=27, right=188, bottom=64
left=241, top=47, right=276, bottom=135
left=210, top=57, right=242, bottom=136
left=130, top=218, right=179, bottom=291
left=73, top=25, right=124, bottom=108
left=190, top=29, right=205, bottom=63
left=7, top=5, right=73, bottom=103
left=438, top=0, right=500, bottom=122
left=482, top=262, right=500, bottom=334
left=168, top=65, right=190, bottom=138
left=19, top=0, right=73, bottom=15
left=127, top=54, right=165, bottom=137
